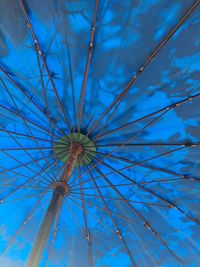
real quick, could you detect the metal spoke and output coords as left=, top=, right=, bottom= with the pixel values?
left=95, top=93, right=200, bottom=140
left=92, top=150, right=199, bottom=181
left=77, top=0, right=99, bottom=135
left=0, top=69, right=62, bottom=139
left=102, top=161, right=200, bottom=227
left=17, top=23, right=62, bottom=124
left=0, top=101, right=56, bottom=137
left=34, top=50, right=68, bottom=138
left=69, top=193, right=141, bottom=225
left=95, top=142, right=200, bottom=147
left=0, top=179, right=48, bottom=196
left=87, top=1, right=200, bottom=138
left=0, top=152, right=58, bottom=178
left=0, top=128, right=52, bottom=143
left=70, top=145, right=189, bottom=189
left=0, top=158, right=39, bottom=176
left=88, top=170, right=136, bottom=267
left=0, top=161, right=56, bottom=203
left=0, top=184, right=46, bottom=189
left=78, top=167, right=93, bottom=267
left=1, top=191, right=50, bottom=204
left=20, top=0, right=72, bottom=132
left=94, top=166, right=184, bottom=266
left=67, top=195, right=116, bottom=234
left=0, top=165, right=48, bottom=186
left=64, top=199, right=85, bottom=236
left=1, top=75, right=58, bottom=182
left=0, top=147, right=53, bottom=151
left=63, top=30, right=77, bottom=136
left=71, top=191, right=168, bottom=208
left=71, top=182, right=143, bottom=191
left=71, top=109, right=170, bottom=185
left=88, top=168, right=158, bottom=266
left=34, top=51, right=61, bottom=179
left=1, top=149, right=55, bottom=185
left=0, top=68, right=51, bottom=127
left=0, top=128, right=55, bottom=183
left=139, top=177, right=197, bottom=184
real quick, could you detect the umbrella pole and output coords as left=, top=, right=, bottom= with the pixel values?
left=27, top=143, right=83, bottom=267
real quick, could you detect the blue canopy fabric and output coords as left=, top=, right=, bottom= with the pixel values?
left=0, top=0, right=200, bottom=266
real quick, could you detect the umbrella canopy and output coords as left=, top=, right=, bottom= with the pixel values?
left=0, top=0, right=200, bottom=266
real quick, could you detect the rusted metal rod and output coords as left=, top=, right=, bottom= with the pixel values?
left=27, top=143, right=83, bottom=267
left=61, top=143, right=83, bottom=183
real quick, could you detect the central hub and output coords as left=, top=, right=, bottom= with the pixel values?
left=70, top=142, right=84, bottom=154
left=54, top=132, right=96, bottom=167
left=52, top=181, right=70, bottom=196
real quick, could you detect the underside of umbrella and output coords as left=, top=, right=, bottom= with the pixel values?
left=0, top=0, right=200, bottom=267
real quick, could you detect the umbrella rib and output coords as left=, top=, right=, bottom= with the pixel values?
left=139, top=177, right=197, bottom=184
left=1, top=149, right=55, bottom=185
left=45, top=202, right=62, bottom=267
left=71, top=191, right=168, bottom=208
left=0, top=152, right=57, bottom=178
left=13, top=24, right=61, bottom=126
left=73, top=161, right=168, bottom=209
left=68, top=195, right=140, bottom=263
left=87, top=0, right=200, bottom=138
left=95, top=92, right=200, bottom=140
left=36, top=58, right=62, bottom=180
left=94, top=165, right=184, bottom=266
left=0, top=22, right=61, bottom=127
left=63, top=31, right=78, bottom=136
left=0, top=75, right=47, bottom=125
left=0, top=147, right=53, bottom=151
left=20, top=0, right=72, bottom=132
left=78, top=167, right=93, bottom=267
left=0, top=179, right=48, bottom=205
left=68, top=195, right=116, bottom=234
left=95, top=142, right=200, bottom=147
left=71, top=182, right=143, bottom=191
left=0, top=130, right=55, bottom=182
left=102, top=161, right=200, bottom=227
left=0, top=158, right=40, bottom=176
left=0, top=162, right=56, bottom=203
left=69, top=193, right=140, bottom=225
left=70, top=146, right=187, bottom=188
left=1, top=191, right=50, bottom=204
left=64, top=199, right=85, bottom=236
left=93, top=150, right=199, bottom=181
left=71, top=109, right=169, bottom=185
left=77, top=0, right=99, bottom=134
left=0, top=188, right=49, bottom=260
left=0, top=128, right=52, bottom=143
left=0, top=101, right=57, bottom=138
left=34, top=48, right=69, bottom=139
left=0, top=184, right=46, bottom=189
left=0, top=166, right=50, bottom=188
left=87, top=170, right=137, bottom=267
left=34, top=50, right=65, bottom=179
left=1, top=78, right=58, bottom=181
left=0, top=67, right=61, bottom=137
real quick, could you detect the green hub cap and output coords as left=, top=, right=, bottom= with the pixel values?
left=54, top=133, right=96, bottom=167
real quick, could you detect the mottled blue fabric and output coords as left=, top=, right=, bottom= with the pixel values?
left=0, top=0, right=200, bottom=266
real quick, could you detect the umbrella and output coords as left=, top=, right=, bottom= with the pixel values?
left=0, top=0, right=200, bottom=266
